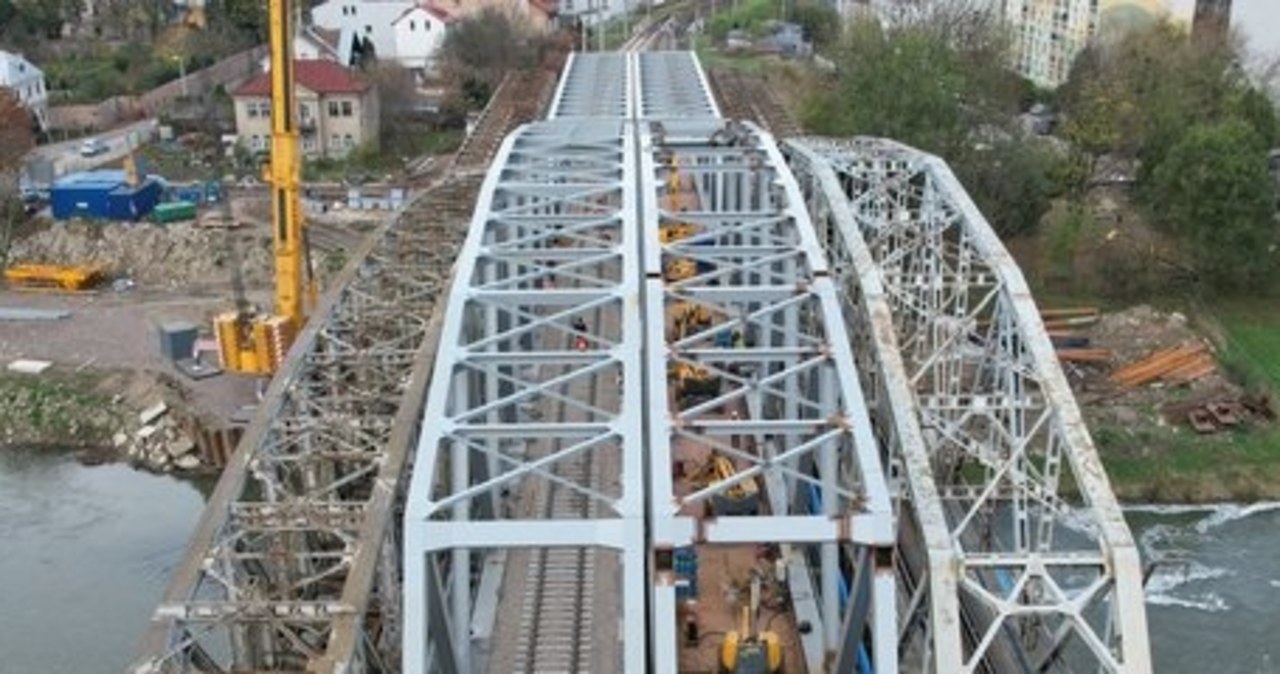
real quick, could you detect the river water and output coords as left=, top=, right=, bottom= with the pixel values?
left=1, top=449, right=1277, bottom=673
left=0, top=448, right=209, bottom=674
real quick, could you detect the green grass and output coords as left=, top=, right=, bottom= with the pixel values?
left=1212, top=298, right=1280, bottom=392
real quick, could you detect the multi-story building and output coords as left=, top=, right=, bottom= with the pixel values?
left=257, top=26, right=363, bottom=71
left=311, top=0, right=555, bottom=70
left=0, top=50, right=48, bottom=131
left=311, top=0, right=416, bottom=65
left=1004, top=0, right=1099, bottom=88
left=1192, top=0, right=1232, bottom=41
left=232, top=60, right=379, bottom=159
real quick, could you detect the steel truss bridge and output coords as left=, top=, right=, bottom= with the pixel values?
left=134, top=52, right=1152, bottom=674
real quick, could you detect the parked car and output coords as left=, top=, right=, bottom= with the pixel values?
left=79, top=138, right=108, bottom=157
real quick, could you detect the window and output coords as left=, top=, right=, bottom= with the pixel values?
left=300, top=103, right=312, bottom=120
left=303, top=136, right=317, bottom=152
left=343, top=134, right=354, bottom=149
left=365, top=24, right=372, bottom=33
left=327, top=100, right=353, bottom=117
left=331, top=134, right=340, bottom=149
left=246, top=101, right=259, bottom=118
left=409, top=20, right=416, bottom=30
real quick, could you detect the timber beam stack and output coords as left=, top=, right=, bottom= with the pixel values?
left=1109, top=342, right=1216, bottom=388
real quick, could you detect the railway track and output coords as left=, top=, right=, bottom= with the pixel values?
left=513, top=353, right=602, bottom=673
left=707, top=68, right=802, bottom=137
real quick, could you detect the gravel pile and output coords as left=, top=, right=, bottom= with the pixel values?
left=9, top=220, right=274, bottom=290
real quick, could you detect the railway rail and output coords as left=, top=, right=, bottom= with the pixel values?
left=706, top=68, right=802, bottom=137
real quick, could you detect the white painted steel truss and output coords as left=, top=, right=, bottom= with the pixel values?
left=548, top=52, right=630, bottom=120
left=640, top=115, right=898, bottom=674
left=403, top=116, right=646, bottom=674
left=784, top=136, right=1152, bottom=673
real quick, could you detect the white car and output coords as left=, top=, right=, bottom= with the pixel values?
left=79, top=138, right=108, bottom=157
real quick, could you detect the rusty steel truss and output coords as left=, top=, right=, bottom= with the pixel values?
left=131, top=177, right=476, bottom=673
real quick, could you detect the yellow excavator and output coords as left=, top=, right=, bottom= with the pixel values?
left=720, top=575, right=782, bottom=673
left=214, top=0, right=314, bottom=374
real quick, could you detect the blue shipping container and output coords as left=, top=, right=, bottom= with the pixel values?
left=51, top=170, right=162, bottom=221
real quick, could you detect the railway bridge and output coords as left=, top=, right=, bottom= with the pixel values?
left=133, top=51, right=1152, bottom=674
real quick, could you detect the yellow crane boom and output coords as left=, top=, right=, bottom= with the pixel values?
left=214, top=0, right=314, bottom=375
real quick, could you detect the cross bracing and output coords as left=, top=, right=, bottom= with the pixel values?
left=402, top=117, right=645, bottom=674
left=132, top=177, right=464, bottom=673
left=135, top=47, right=1155, bottom=674
left=783, top=136, right=1152, bottom=673
left=640, top=117, right=899, bottom=674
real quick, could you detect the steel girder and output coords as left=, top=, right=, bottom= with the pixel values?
left=785, top=137, right=1152, bottom=673
left=548, top=53, right=630, bottom=119
left=785, top=140, right=964, bottom=671
left=402, top=117, right=644, bottom=674
left=636, top=51, right=720, bottom=119
left=132, top=182, right=461, bottom=673
left=639, top=107, right=898, bottom=674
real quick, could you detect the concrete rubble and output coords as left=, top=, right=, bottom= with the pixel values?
left=121, top=401, right=207, bottom=473
left=9, top=221, right=275, bottom=290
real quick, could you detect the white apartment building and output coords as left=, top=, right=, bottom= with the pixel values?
left=1005, top=0, right=1099, bottom=88
left=311, top=0, right=416, bottom=64
left=0, top=50, right=48, bottom=131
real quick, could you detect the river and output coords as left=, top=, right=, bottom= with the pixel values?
left=1, top=450, right=1277, bottom=672
left=0, top=448, right=209, bottom=674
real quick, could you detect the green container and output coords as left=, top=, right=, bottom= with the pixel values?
left=152, top=200, right=197, bottom=224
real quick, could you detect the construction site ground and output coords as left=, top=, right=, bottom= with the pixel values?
left=0, top=199, right=392, bottom=468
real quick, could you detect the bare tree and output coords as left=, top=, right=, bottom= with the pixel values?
left=0, top=87, right=35, bottom=260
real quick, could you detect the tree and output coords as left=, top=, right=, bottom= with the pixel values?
left=1148, top=119, right=1278, bottom=289
left=957, top=140, right=1064, bottom=237
left=9, top=0, right=82, bottom=39
left=438, top=8, right=538, bottom=96
left=803, top=8, right=1059, bottom=236
left=0, top=88, right=35, bottom=260
left=803, top=9, right=1022, bottom=158
left=789, top=0, right=840, bottom=51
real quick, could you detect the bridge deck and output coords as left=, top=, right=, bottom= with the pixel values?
left=136, top=49, right=1151, bottom=674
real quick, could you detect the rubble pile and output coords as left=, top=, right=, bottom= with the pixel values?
left=9, top=220, right=274, bottom=290
left=116, top=401, right=204, bottom=472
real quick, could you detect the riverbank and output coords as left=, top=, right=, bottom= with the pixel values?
left=0, top=366, right=236, bottom=473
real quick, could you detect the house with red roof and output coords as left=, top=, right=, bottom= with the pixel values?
left=232, top=60, right=380, bottom=159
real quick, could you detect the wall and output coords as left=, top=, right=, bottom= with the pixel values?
left=47, top=46, right=266, bottom=132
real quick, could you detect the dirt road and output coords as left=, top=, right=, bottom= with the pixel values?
left=0, top=288, right=264, bottom=422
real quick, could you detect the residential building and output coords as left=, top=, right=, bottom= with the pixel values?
left=232, top=60, right=379, bottom=159
left=0, top=50, right=48, bottom=131
left=1191, top=0, right=1230, bottom=40
left=1004, top=0, right=1099, bottom=88
left=393, top=5, right=454, bottom=72
left=311, top=0, right=416, bottom=63
left=430, top=0, right=555, bottom=31
left=257, top=25, right=363, bottom=71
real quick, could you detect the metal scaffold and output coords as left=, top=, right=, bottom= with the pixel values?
left=784, top=137, right=1152, bottom=674
left=131, top=175, right=476, bottom=673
